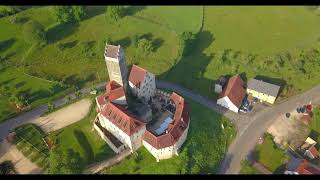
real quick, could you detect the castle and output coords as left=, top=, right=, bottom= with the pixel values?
left=93, top=44, right=190, bottom=162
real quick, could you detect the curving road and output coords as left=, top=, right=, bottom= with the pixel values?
left=156, top=80, right=320, bottom=174
left=1, top=80, right=319, bottom=174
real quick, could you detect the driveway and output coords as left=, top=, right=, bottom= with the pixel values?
left=35, top=98, right=92, bottom=133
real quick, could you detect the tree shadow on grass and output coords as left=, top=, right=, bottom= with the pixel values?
left=74, top=129, right=94, bottom=163
left=113, top=37, right=131, bottom=49
left=159, top=31, right=216, bottom=97
left=0, top=78, right=16, bottom=86
left=95, top=144, right=115, bottom=162
left=47, top=23, right=79, bottom=44
left=84, top=6, right=107, bottom=21
left=123, top=6, right=146, bottom=17
left=273, top=163, right=286, bottom=174
left=152, top=38, right=164, bottom=52
left=0, top=38, right=16, bottom=52
left=15, top=81, right=26, bottom=89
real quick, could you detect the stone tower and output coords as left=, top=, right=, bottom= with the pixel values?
left=104, top=44, right=129, bottom=94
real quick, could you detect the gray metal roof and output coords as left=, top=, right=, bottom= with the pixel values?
left=247, top=78, right=280, bottom=97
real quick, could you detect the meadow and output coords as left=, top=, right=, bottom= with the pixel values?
left=1, top=6, right=320, bottom=123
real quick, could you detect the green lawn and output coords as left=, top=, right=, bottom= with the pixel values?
left=253, top=134, right=289, bottom=173
left=135, top=6, right=203, bottom=33
left=48, top=99, right=115, bottom=166
left=14, top=124, right=49, bottom=169
left=310, top=107, right=320, bottom=149
left=101, top=99, right=236, bottom=174
left=239, top=160, right=259, bottom=174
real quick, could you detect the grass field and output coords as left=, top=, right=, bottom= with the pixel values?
left=239, top=160, right=259, bottom=174
left=48, top=99, right=115, bottom=166
left=310, top=107, right=320, bottom=149
left=101, top=99, right=236, bottom=174
left=253, top=134, right=289, bottom=174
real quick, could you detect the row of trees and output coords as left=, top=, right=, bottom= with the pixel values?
left=0, top=6, right=24, bottom=18
left=50, top=6, right=86, bottom=24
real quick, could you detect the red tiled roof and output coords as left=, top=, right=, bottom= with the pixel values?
left=97, top=94, right=107, bottom=107
left=106, top=80, right=122, bottom=94
left=219, top=74, right=246, bottom=108
left=143, top=92, right=190, bottom=149
left=101, top=102, right=145, bottom=136
left=129, top=65, right=146, bottom=88
left=308, top=146, right=319, bottom=158
left=296, top=160, right=320, bottom=174
left=106, top=81, right=125, bottom=102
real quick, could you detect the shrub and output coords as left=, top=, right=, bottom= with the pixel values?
left=22, top=20, right=47, bottom=46
left=0, top=6, right=21, bottom=18
left=51, top=6, right=86, bottom=24
left=106, top=6, right=124, bottom=22
left=137, top=38, right=153, bottom=55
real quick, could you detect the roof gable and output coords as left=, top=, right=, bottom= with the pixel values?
left=129, top=65, right=147, bottom=87
left=247, top=79, right=280, bottom=97
left=219, top=74, right=246, bottom=108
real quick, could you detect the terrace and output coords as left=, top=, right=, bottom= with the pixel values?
left=146, top=91, right=176, bottom=136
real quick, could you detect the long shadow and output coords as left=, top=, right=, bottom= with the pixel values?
left=0, top=78, right=16, bottom=87
left=159, top=31, right=215, bottom=98
left=83, top=6, right=107, bottom=21
left=47, top=23, right=79, bottom=44
left=113, top=37, right=131, bottom=49
left=123, top=6, right=146, bottom=17
left=74, top=130, right=94, bottom=162
left=0, top=38, right=16, bottom=52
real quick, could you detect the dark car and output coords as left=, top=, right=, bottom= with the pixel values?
left=296, top=108, right=301, bottom=113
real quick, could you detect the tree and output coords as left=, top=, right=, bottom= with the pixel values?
left=51, top=6, right=74, bottom=24
left=75, top=90, right=81, bottom=98
left=180, top=31, right=196, bottom=56
left=137, top=38, right=153, bottom=55
left=106, top=6, right=124, bottom=22
left=22, top=20, right=47, bottom=46
left=9, top=93, right=28, bottom=109
left=51, top=6, right=86, bottom=24
left=48, top=147, right=84, bottom=174
left=71, top=6, right=86, bottom=21
left=131, top=34, right=140, bottom=48
left=47, top=101, right=55, bottom=112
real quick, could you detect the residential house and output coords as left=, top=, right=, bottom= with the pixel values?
left=285, top=158, right=320, bottom=175
left=247, top=79, right=280, bottom=104
left=217, top=74, right=246, bottom=113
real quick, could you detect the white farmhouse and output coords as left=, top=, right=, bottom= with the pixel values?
left=128, top=65, right=156, bottom=103
left=217, top=74, right=246, bottom=113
